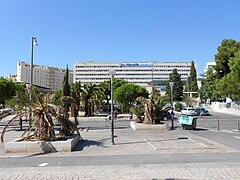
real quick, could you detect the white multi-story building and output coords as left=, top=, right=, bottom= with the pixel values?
left=204, top=62, right=216, bottom=74
left=17, top=61, right=73, bottom=93
left=74, top=61, right=196, bottom=93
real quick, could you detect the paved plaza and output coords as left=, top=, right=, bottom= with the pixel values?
left=0, top=115, right=240, bottom=179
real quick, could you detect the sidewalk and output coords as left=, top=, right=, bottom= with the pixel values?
left=205, top=103, right=240, bottom=116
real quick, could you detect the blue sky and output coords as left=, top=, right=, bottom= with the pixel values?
left=1, top=0, right=240, bottom=77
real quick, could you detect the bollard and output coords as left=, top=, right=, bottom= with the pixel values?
left=217, top=119, right=220, bottom=131
left=238, top=120, right=240, bottom=133
left=19, top=117, right=23, bottom=131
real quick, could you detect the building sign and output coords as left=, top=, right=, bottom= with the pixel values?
left=119, top=63, right=154, bottom=67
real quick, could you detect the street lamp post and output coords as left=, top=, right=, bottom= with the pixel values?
left=187, top=75, right=190, bottom=98
left=169, top=82, right=174, bottom=130
left=29, top=37, right=38, bottom=101
left=29, top=37, right=38, bottom=127
left=109, top=69, right=116, bottom=145
left=151, top=68, right=154, bottom=99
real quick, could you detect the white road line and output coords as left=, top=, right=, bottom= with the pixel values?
left=234, top=136, right=240, bottom=140
left=188, top=138, right=208, bottom=147
left=144, top=138, right=157, bottom=150
left=38, top=163, right=49, bottom=167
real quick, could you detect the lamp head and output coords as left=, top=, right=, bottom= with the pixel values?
left=109, top=69, right=116, bottom=76
left=169, top=82, right=174, bottom=87
left=33, top=37, right=38, bottom=46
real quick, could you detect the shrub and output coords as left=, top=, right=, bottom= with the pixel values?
left=175, top=102, right=183, bottom=112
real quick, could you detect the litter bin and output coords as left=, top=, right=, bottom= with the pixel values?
left=178, top=116, right=197, bottom=130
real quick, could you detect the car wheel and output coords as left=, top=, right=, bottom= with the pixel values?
left=163, top=117, right=168, bottom=121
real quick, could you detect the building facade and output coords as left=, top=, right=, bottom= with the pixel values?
left=204, top=62, right=216, bottom=74
left=74, top=61, right=196, bottom=92
left=17, top=61, right=73, bottom=93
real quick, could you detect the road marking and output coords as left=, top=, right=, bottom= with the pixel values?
left=188, top=138, right=208, bottom=147
left=144, top=138, right=157, bottom=150
left=38, top=163, right=49, bottom=167
left=234, top=136, right=240, bottom=140
left=232, top=129, right=240, bottom=133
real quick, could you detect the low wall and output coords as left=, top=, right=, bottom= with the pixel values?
left=5, top=134, right=81, bottom=154
left=130, top=121, right=170, bottom=132
left=211, top=102, right=240, bottom=116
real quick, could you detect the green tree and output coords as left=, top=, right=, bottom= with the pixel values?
left=216, top=51, right=240, bottom=100
left=114, top=83, right=149, bottom=113
left=6, top=84, right=30, bottom=113
left=62, top=65, right=71, bottom=97
left=166, top=69, right=183, bottom=101
left=62, top=65, right=71, bottom=114
left=99, top=79, right=128, bottom=111
left=0, top=78, right=16, bottom=105
left=214, top=39, right=240, bottom=78
left=189, top=61, right=198, bottom=94
left=199, top=70, right=218, bottom=102
left=52, top=89, right=62, bottom=106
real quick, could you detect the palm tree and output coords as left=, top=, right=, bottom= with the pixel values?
left=82, top=83, right=99, bottom=116
left=58, top=95, right=79, bottom=137
left=93, top=86, right=105, bottom=113
left=134, top=97, right=155, bottom=124
left=71, top=82, right=82, bottom=118
left=154, top=95, right=170, bottom=123
left=130, top=105, right=144, bottom=123
left=1, top=90, right=80, bottom=143
left=1, top=92, right=56, bottom=142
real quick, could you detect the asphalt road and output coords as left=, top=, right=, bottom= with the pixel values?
left=176, top=111, right=240, bottom=132
left=0, top=152, right=240, bottom=168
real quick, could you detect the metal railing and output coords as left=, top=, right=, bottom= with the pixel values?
left=197, top=118, right=240, bottom=133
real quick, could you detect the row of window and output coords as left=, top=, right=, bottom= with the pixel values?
left=75, top=74, right=171, bottom=77
left=75, top=73, right=189, bottom=77
left=75, top=65, right=191, bottom=68
left=75, top=77, right=170, bottom=81
left=75, top=69, right=190, bottom=73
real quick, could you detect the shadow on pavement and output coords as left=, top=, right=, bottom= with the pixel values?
left=86, top=126, right=129, bottom=130
left=183, top=128, right=209, bottom=131
left=73, top=138, right=108, bottom=151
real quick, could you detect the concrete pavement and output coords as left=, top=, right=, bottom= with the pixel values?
left=1, top=115, right=240, bottom=179
left=1, top=162, right=240, bottom=179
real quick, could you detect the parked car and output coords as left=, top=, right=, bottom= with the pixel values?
left=139, top=110, right=171, bottom=123
left=195, top=108, right=209, bottom=116
left=160, top=110, right=171, bottom=121
left=181, top=107, right=197, bottom=116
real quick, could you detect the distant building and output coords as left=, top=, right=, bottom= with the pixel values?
left=6, top=74, right=17, bottom=82
left=17, top=61, right=73, bottom=93
left=204, top=62, right=216, bottom=74
left=74, top=61, right=196, bottom=94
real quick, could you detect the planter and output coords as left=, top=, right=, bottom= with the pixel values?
left=5, top=134, right=81, bottom=153
left=130, top=121, right=170, bottom=132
